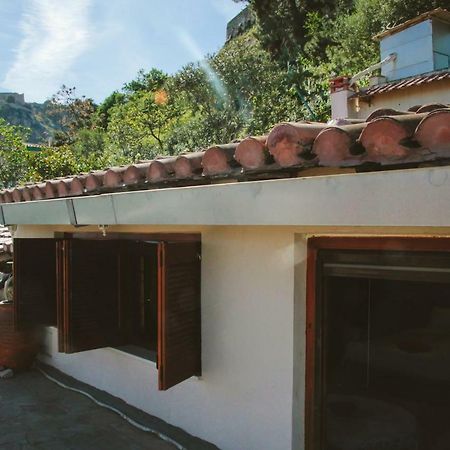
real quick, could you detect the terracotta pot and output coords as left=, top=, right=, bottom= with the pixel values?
left=0, top=303, right=39, bottom=370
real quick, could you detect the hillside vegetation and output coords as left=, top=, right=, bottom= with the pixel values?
left=0, top=100, right=62, bottom=143
left=0, top=0, right=447, bottom=188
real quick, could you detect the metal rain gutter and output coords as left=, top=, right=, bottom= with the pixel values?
left=1, top=166, right=450, bottom=228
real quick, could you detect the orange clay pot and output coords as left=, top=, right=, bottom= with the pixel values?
left=0, top=303, right=39, bottom=370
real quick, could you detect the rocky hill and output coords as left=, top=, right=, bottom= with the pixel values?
left=0, top=98, right=62, bottom=143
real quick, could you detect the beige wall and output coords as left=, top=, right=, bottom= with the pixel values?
left=16, top=224, right=450, bottom=449
left=35, top=226, right=300, bottom=450
left=349, top=80, right=450, bottom=119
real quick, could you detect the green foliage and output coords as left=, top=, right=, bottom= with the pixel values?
left=248, top=0, right=340, bottom=63
left=213, top=30, right=303, bottom=133
left=0, top=118, right=30, bottom=188
left=94, top=91, right=126, bottom=130
left=50, top=85, right=96, bottom=144
left=107, top=87, right=183, bottom=160
left=123, top=68, right=168, bottom=94
left=377, top=0, right=449, bottom=27
left=71, top=128, right=118, bottom=169
left=26, top=145, right=83, bottom=181
left=0, top=100, right=62, bottom=143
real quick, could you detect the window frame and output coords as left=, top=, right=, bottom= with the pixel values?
left=57, top=232, right=201, bottom=390
left=305, top=236, right=450, bottom=450
left=13, top=232, right=201, bottom=390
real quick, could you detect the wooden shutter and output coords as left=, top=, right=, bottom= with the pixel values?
left=14, top=238, right=57, bottom=329
left=60, top=239, right=123, bottom=353
left=158, top=241, right=201, bottom=390
left=56, top=240, right=68, bottom=353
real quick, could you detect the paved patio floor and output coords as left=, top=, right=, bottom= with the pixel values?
left=0, top=369, right=179, bottom=450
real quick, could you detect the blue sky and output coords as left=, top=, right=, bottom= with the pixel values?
left=0, top=0, right=244, bottom=103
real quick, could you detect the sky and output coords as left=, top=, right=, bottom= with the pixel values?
left=0, top=0, right=244, bottom=103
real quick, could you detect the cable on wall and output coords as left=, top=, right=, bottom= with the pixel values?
left=35, top=365, right=187, bottom=450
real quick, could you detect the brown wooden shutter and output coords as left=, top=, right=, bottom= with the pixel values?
left=60, top=239, right=123, bottom=353
left=157, top=241, right=201, bottom=390
left=14, top=238, right=57, bottom=329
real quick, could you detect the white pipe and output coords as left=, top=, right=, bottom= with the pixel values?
left=350, top=53, right=396, bottom=85
left=36, top=366, right=187, bottom=450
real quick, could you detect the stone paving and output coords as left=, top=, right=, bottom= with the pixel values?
left=0, top=369, right=177, bottom=450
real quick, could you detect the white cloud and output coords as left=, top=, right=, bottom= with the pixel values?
left=2, top=0, right=92, bottom=102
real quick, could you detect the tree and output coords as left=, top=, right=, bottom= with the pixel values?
left=71, top=128, right=113, bottom=169
left=245, top=0, right=341, bottom=63
left=213, top=29, right=306, bottom=132
left=50, top=85, right=96, bottom=144
left=0, top=119, right=29, bottom=188
left=107, top=87, right=183, bottom=159
left=168, top=28, right=308, bottom=150
left=26, top=145, right=83, bottom=181
left=123, top=68, right=168, bottom=94
left=95, top=91, right=126, bottom=130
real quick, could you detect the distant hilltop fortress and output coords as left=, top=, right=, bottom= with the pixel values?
left=226, top=6, right=255, bottom=42
left=0, top=92, right=25, bottom=105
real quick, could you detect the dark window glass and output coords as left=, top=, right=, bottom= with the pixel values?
left=324, top=276, right=450, bottom=450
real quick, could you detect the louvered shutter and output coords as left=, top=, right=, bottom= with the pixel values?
left=61, top=239, right=123, bottom=353
left=14, top=238, right=57, bottom=329
left=56, top=239, right=69, bottom=353
left=158, top=241, right=201, bottom=390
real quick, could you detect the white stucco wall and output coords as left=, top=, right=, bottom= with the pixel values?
left=38, top=227, right=304, bottom=450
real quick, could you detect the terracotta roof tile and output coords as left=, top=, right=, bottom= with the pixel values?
left=85, top=171, right=105, bottom=192
left=148, top=158, right=175, bottom=182
left=70, top=176, right=86, bottom=196
left=415, top=109, right=450, bottom=157
left=312, top=124, right=364, bottom=167
left=202, top=143, right=240, bottom=176
left=123, top=163, right=149, bottom=186
left=1, top=107, right=450, bottom=204
left=358, top=70, right=450, bottom=98
left=267, top=122, right=326, bottom=167
left=235, top=136, right=268, bottom=170
left=174, top=152, right=203, bottom=178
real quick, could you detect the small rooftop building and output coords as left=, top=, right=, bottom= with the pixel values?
left=331, top=8, right=450, bottom=120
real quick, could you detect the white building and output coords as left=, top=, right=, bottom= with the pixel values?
left=1, top=10, right=450, bottom=450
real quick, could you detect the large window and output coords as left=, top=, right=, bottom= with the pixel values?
left=307, top=238, right=450, bottom=450
left=14, top=234, right=201, bottom=391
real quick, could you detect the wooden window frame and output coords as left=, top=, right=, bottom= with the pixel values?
left=305, top=236, right=450, bottom=450
left=56, top=233, right=201, bottom=391
left=59, top=232, right=200, bottom=242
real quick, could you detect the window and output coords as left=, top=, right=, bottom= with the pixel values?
left=14, top=234, right=201, bottom=391
left=306, top=238, right=450, bottom=450
left=119, top=241, right=158, bottom=355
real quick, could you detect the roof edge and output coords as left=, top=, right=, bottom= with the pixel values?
left=373, top=8, right=450, bottom=41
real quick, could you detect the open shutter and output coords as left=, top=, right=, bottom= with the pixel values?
left=56, top=240, right=69, bottom=353
left=14, top=238, right=57, bottom=330
left=60, top=239, right=123, bottom=353
left=158, top=241, right=201, bottom=390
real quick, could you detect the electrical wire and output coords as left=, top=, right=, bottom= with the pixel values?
left=35, top=365, right=186, bottom=450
